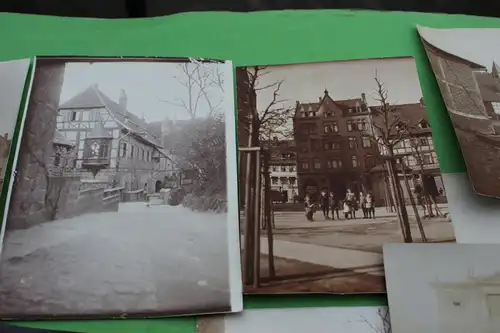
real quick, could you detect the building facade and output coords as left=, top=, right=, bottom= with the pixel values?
left=0, top=133, right=10, bottom=181
left=293, top=89, right=445, bottom=205
left=56, top=86, right=176, bottom=192
left=267, top=139, right=298, bottom=202
left=293, top=89, right=380, bottom=200
left=422, top=37, right=500, bottom=196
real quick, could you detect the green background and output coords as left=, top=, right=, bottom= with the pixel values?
left=1, top=9, right=500, bottom=332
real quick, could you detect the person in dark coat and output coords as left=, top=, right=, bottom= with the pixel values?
left=319, top=189, right=330, bottom=220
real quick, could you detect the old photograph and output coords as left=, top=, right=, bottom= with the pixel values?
left=197, top=306, right=391, bottom=333
left=418, top=26, right=500, bottom=198
left=237, top=57, right=456, bottom=294
left=0, top=56, right=242, bottom=318
left=0, top=58, right=30, bottom=200
left=384, top=243, right=500, bottom=333
left=443, top=172, right=500, bottom=243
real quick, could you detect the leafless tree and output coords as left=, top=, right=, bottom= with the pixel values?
left=361, top=307, right=392, bottom=333
left=160, top=62, right=225, bottom=119
left=240, top=66, right=294, bottom=146
left=367, top=74, right=413, bottom=243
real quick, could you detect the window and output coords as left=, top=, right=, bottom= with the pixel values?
left=347, top=120, right=353, bottom=132
left=301, top=161, right=309, bottom=169
left=131, top=145, right=135, bottom=158
left=357, top=121, right=363, bottom=131
left=290, top=166, right=295, bottom=172
left=348, top=137, right=357, bottom=149
left=325, top=111, right=333, bottom=117
left=146, top=151, right=150, bottom=162
left=493, top=102, right=500, bottom=116
left=99, top=144, right=109, bottom=158
left=281, top=177, right=288, bottom=184
left=70, top=111, right=77, bottom=121
left=327, top=160, right=341, bottom=168
left=352, top=155, right=358, bottom=167
left=324, top=142, right=340, bottom=150
left=281, top=166, right=287, bottom=172
left=324, top=122, right=339, bottom=133
left=313, top=159, right=321, bottom=169
left=271, top=177, right=278, bottom=185
left=423, top=154, right=432, bottom=164
left=419, top=137, right=429, bottom=146
left=362, top=137, right=371, bottom=148
left=272, top=166, right=278, bottom=172
left=290, top=178, right=296, bottom=185
left=142, top=149, right=145, bottom=161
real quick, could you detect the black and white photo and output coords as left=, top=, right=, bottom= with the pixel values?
left=0, top=56, right=242, bottom=319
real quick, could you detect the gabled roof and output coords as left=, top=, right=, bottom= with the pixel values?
left=474, top=71, right=500, bottom=103
left=59, top=85, right=162, bottom=148
left=294, top=90, right=364, bottom=118
left=370, top=102, right=431, bottom=135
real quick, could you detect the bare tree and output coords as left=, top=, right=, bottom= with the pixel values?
left=240, top=66, right=294, bottom=146
left=367, top=75, right=413, bottom=243
left=160, top=62, right=225, bottom=119
left=361, top=307, right=392, bottom=333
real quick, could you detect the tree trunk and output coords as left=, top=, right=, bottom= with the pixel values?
left=242, top=119, right=256, bottom=286
left=400, top=162, right=427, bottom=243
left=253, top=150, right=261, bottom=287
left=386, top=158, right=412, bottom=243
left=262, top=150, right=275, bottom=278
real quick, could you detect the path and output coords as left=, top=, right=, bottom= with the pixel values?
left=0, top=203, right=232, bottom=317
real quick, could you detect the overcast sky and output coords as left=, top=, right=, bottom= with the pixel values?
left=385, top=244, right=500, bottom=333
left=224, top=307, right=387, bottom=333
left=59, top=61, right=228, bottom=123
left=418, top=26, right=500, bottom=70
left=0, top=58, right=30, bottom=136
left=254, top=57, right=423, bottom=113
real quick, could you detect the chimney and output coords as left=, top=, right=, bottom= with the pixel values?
left=419, top=97, right=425, bottom=107
left=119, top=89, right=128, bottom=109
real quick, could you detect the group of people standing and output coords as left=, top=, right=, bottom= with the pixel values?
left=304, top=188, right=375, bottom=222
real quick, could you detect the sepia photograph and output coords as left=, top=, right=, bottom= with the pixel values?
left=196, top=306, right=391, bottom=333
left=236, top=57, right=456, bottom=294
left=418, top=26, right=500, bottom=198
left=384, top=243, right=500, bottom=333
left=0, top=56, right=242, bottom=318
left=0, top=58, right=31, bottom=201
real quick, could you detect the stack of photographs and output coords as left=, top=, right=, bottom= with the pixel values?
left=1, top=27, right=500, bottom=331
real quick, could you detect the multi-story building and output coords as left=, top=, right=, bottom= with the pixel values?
left=293, top=89, right=445, bottom=205
left=293, top=89, right=379, bottom=200
left=422, top=37, right=500, bottom=196
left=56, top=85, right=176, bottom=192
left=267, top=139, right=298, bottom=202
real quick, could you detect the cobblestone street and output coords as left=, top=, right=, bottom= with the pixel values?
left=0, top=203, right=232, bottom=317
left=270, top=204, right=454, bottom=253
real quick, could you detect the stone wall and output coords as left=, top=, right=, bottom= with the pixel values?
left=48, top=175, right=81, bottom=220
left=122, top=189, right=146, bottom=202
left=7, top=60, right=66, bottom=230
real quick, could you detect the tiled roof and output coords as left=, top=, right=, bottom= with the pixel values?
left=474, top=72, right=500, bottom=102
left=59, top=85, right=163, bottom=148
left=370, top=102, right=430, bottom=135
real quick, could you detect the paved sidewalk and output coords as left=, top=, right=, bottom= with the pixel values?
left=242, top=236, right=384, bottom=276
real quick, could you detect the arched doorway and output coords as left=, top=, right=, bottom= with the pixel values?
left=155, top=180, right=163, bottom=193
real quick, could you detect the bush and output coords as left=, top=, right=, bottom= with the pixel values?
left=182, top=192, right=227, bottom=213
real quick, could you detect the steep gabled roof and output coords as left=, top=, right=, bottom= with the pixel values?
left=370, top=102, right=431, bottom=135
left=474, top=71, right=500, bottom=102
left=59, top=85, right=162, bottom=148
left=294, top=90, right=363, bottom=118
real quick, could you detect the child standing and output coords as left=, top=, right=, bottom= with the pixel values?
left=343, top=200, right=351, bottom=220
